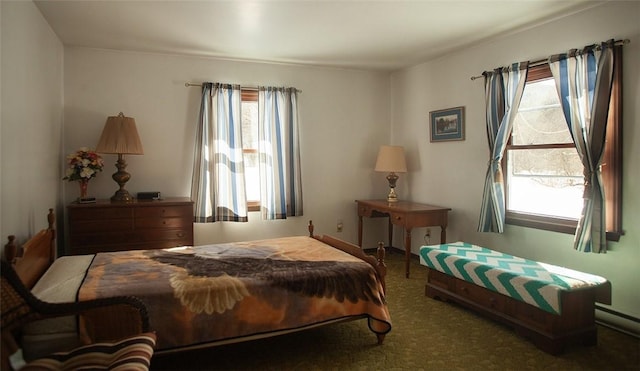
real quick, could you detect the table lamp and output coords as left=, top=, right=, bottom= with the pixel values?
left=96, top=112, right=144, bottom=202
left=375, top=145, right=407, bottom=203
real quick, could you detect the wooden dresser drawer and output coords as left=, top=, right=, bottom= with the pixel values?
left=67, top=198, right=194, bottom=255
left=69, top=231, right=142, bottom=247
left=513, top=300, right=554, bottom=331
left=455, top=280, right=508, bottom=313
left=135, top=205, right=192, bottom=218
left=135, top=216, right=191, bottom=229
left=137, top=228, right=193, bottom=242
left=69, top=219, right=134, bottom=233
left=69, top=207, right=133, bottom=221
left=427, top=269, right=455, bottom=291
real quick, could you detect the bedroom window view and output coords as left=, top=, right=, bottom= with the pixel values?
left=506, top=78, right=584, bottom=219
left=505, top=54, right=622, bottom=240
left=241, top=90, right=260, bottom=210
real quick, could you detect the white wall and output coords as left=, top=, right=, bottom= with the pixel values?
left=0, top=1, right=64, bottom=248
left=390, top=1, right=640, bottom=332
left=63, top=48, right=392, bottom=248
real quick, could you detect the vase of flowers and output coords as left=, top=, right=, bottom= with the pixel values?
left=63, top=147, right=104, bottom=200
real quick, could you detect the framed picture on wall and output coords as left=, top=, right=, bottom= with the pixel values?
left=429, top=106, right=465, bottom=142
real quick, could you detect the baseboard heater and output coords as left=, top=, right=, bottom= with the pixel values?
left=596, top=304, right=640, bottom=339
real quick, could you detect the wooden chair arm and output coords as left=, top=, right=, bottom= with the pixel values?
left=2, top=260, right=150, bottom=343
left=34, top=296, right=151, bottom=343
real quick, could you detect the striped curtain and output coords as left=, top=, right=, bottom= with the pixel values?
left=191, top=83, right=248, bottom=222
left=477, top=62, right=528, bottom=233
left=548, top=40, right=615, bottom=253
left=258, top=87, right=303, bottom=220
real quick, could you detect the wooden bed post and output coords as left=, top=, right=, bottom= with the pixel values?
left=376, top=242, right=387, bottom=292
left=4, top=235, right=17, bottom=263
left=47, top=208, right=55, bottom=230
left=47, top=208, right=56, bottom=263
left=308, top=220, right=314, bottom=237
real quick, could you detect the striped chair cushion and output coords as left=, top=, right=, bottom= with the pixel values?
left=21, top=332, right=156, bottom=371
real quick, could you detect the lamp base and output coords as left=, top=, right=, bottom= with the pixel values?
left=387, top=189, right=399, bottom=203
left=386, top=172, right=400, bottom=203
left=111, top=189, right=134, bottom=202
left=110, top=154, right=134, bottom=203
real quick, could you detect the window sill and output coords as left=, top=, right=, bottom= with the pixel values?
left=506, top=212, right=622, bottom=242
left=247, top=201, right=260, bottom=212
left=506, top=212, right=577, bottom=234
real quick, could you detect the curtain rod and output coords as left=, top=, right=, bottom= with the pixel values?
left=185, top=82, right=301, bottom=93
left=470, top=38, right=630, bottom=81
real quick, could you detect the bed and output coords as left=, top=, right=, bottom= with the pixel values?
left=5, top=209, right=391, bottom=358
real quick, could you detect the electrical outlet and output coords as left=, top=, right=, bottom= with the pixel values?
left=337, top=219, right=343, bottom=233
left=425, top=228, right=431, bottom=238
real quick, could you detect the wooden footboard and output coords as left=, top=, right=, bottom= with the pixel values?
left=308, top=220, right=388, bottom=345
left=425, top=267, right=599, bottom=355
left=308, top=220, right=387, bottom=291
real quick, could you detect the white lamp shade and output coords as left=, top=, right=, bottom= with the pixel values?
left=375, top=145, right=407, bottom=173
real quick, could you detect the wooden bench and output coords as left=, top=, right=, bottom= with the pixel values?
left=419, top=242, right=611, bottom=355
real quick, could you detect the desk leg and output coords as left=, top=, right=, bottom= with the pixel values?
left=358, top=216, right=363, bottom=247
left=404, top=227, right=412, bottom=278
left=440, top=225, right=447, bottom=244
left=388, top=219, right=393, bottom=248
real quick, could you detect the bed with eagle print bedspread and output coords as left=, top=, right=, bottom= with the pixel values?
left=78, top=236, right=392, bottom=352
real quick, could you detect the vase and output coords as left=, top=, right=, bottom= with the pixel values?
left=79, top=179, right=89, bottom=199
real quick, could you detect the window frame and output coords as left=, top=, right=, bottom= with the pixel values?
left=241, top=89, right=260, bottom=212
left=504, top=46, right=623, bottom=241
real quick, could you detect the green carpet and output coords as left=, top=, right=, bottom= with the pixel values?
left=151, top=249, right=639, bottom=370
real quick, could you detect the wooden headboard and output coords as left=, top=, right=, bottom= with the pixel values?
left=4, top=208, right=56, bottom=289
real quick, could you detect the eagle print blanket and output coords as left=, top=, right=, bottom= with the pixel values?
left=78, top=236, right=392, bottom=351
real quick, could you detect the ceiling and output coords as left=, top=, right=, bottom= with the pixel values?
left=34, top=1, right=603, bottom=71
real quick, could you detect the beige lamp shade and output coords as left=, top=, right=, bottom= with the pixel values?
left=375, top=145, right=407, bottom=173
left=96, top=112, right=144, bottom=155
left=96, top=112, right=143, bottom=202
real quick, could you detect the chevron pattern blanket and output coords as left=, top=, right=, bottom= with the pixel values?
left=419, top=242, right=609, bottom=314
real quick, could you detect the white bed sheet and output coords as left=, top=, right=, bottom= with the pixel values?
left=21, top=254, right=94, bottom=360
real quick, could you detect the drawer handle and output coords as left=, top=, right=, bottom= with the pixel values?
left=176, top=232, right=185, bottom=238
left=460, top=287, right=468, bottom=293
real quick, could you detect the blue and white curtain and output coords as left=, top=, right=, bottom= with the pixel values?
left=477, top=62, right=528, bottom=233
left=191, top=83, right=248, bottom=222
left=258, top=87, right=303, bottom=220
left=548, top=40, right=615, bottom=253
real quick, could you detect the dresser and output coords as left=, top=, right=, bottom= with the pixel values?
left=67, top=197, right=194, bottom=255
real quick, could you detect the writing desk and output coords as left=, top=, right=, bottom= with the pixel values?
left=356, top=199, right=451, bottom=278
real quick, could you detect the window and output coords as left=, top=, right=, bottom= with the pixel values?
left=241, top=89, right=260, bottom=211
left=192, top=84, right=302, bottom=222
left=505, top=47, right=623, bottom=241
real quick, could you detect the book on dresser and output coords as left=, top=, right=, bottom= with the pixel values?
left=66, top=197, right=194, bottom=255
